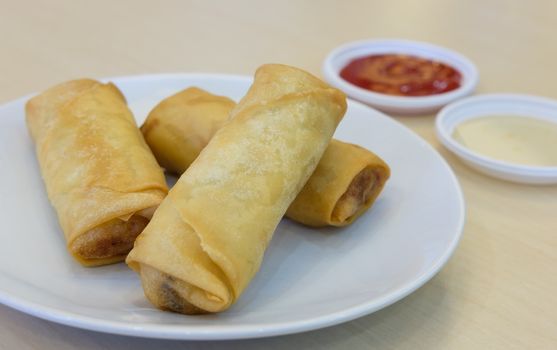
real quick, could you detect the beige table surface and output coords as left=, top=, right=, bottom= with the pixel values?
left=1, top=0, right=556, bottom=349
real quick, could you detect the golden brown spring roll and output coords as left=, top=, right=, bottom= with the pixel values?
left=141, top=87, right=235, bottom=174
left=142, top=88, right=390, bottom=227
left=286, top=139, right=390, bottom=226
left=26, top=79, right=168, bottom=266
left=126, top=64, right=346, bottom=313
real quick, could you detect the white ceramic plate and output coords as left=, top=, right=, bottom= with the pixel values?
left=0, top=74, right=465, bottom=340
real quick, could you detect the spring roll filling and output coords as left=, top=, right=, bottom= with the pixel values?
left=331, top=167, right=378, bottom=223
left=71, top=214, right=149, bottom=260
left=139, top=264, right=227, bottom=314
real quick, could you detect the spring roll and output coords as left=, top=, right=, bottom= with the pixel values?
left=286, top=139, right=390, bottom=226
left=141, top=88, right=389, bottom=227
left=126, top=64, right=346, bottom=313
left=26, top=79, right=168, bottom=266
left=141, top=87, right=235, bottom=174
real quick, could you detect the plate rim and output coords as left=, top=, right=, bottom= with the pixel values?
left=0, top=73, right=465, bottom=340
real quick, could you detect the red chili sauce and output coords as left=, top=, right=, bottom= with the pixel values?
left=340, top=54, right=462, bottom=96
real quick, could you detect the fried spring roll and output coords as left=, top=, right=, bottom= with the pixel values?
left=26, top=79, right=168, bottom=266
left=140, top=87, right=235, bottom=174
left=141, top=88, right=390, bottom=227
left=286, top=139, right=390, bottom=226
left=126, top=64, right=346, bottom=313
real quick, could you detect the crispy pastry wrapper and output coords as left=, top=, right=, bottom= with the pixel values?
left=126, top=64, right=346, bottom=313
left=26, top=79, right=168, bottom=266
left=141, top=87, right=235, bottom=174
left=142, top=88, right=389, bottom=227
left=286, top=139, right=390, bottom=226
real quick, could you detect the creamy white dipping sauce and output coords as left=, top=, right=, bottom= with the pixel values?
left=452, top=115, right=557, bottom=167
